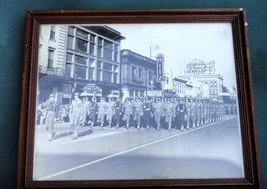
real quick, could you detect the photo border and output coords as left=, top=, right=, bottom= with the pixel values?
left=17, top=9, right=261, bottom=189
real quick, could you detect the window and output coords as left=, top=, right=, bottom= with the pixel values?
left=103, top=48, right=113, bottom=60
left=76, top=38, right=87, bottom=53
left=138, top=68, right=143, bottom=80
left=132, top=67, right=136, bottom=80
left=76, top=29, right=88, bottom=40
left=74, top=65, right=86, bottom=79
left=97, top=69, right=101, bottom=81
left=68, top=26, right=75, bottom=35
left=103, top=63, right=112, bottom=71
left=75, top=55, right=87, bottom=65
left=65, top=63, right=72, bottom=77
left=66, top=53, right=73, bottom=62
left=103, top=71, right=112, bottom=82
left=48, top=49, right=54, bottom=68
left=97, top=46, right=102, bottom=58
left=89, top=67, right=94, bottom=80
left=50, top=26, right=55, bottom=41
left=67, top=36, right=74, bottom=50
left=89, top=43, right=95, bottom=55
left=114, top=73, right=118, bottom=84
left=90, top=34, right=95, bottom=42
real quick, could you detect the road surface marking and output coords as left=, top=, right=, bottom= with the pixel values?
left=39, top=117, right=236, bottom=180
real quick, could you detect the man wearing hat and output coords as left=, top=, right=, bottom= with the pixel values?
left=45, top=94, right=58, bottom=141
left=70, top=92, right=83, bottom=139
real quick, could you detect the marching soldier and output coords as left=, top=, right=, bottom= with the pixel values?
left=191, top=98, right=196, bottom=128
left=70, top=92, right=83, bottom=139
left=176, top=98, right=187, bottom=130
left=45, top=94, right=58, bottom=141
left=185, top=98, right=191, bottom=128
left=81, top=97, right=89, bottom=127
left=88, top=97, right=97, bottom=126
left=165, top=98, right=175, bottom=130
left=143, top=97, right=152, bottom=129
left=114, top=97, right=122, bottom=128
left=106, top=97, right=115, bottom=127
left=122, top=98, right=133, bottom=129
left=133, top=97, right=143, bottom=129
left=161, top=98, right=168, bottom=127
left=97, top=97, right=107, bottom=127
left=153, top=98, right=163, bottom=130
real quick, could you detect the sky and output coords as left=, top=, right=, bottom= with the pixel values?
left=108, top=23, right=237, bottom=88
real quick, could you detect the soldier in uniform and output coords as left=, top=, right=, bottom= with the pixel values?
left=165, top=98, right=175, bottom=130
left=176, top=98, right=187, bottom=130
left=114, top=97, right=122, bottom=128
left=97, top=97, right=107, bottom=127
left=161, top=98, right=168, bottom=127
left=122, top=98, right=133, bottom=129
left=106, top=97, right=115, bottom=127
left=70, top=92, right=83, bottom=139
left=203, top=100, right=208, bottom=124
left=153, top=98, right=163, bottom=130
left=185, top=98, right=191, bottom=128
left=191, top=98, right=196, bottom=128
left=133, top=97, right=143, bottom=129
left=45, top=94, right=58, bottom=141
left=81, top=97, right=89, bottom=127
left=88, top=97, right=97, bottom=126
left=142, top=97, right=152, bottom=129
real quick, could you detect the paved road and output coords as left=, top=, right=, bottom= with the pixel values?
left=33, top=116, right=244, bottom=180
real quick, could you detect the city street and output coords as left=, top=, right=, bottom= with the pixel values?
left=33, top=116, right=244, bottom=181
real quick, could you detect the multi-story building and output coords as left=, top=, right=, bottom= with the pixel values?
left=180, top=75, right=223, bottom=100
left=172, top=77, right=187, bottom=97
left=38, top=25, right=125, bottom=103
left=120, top=49, right=160, bottom=99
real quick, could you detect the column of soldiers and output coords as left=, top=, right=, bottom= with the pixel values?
left=76, top=94, right=225, bottom=131
left=44, top=92, right=225, bottom=141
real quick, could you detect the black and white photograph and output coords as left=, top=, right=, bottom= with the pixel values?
left=33, top=22, right=244, bottom=181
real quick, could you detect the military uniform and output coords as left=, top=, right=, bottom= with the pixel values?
left=45, top=94, right=58, bottom=141
left=143, top=99, right=152, bottom=129
left=176, top=100, right=186, bottom=130
left=88, top=98, right=97, bottom=126
left=97, top=98, right=107, bottom=126
left=106, top=99, right=115, bottom=127
left=153, top=100, right=163, bottom=130
left=70, top=93, right=83, bottom=139
left=185, top=99, right=191, bottom=128
left=114, top=98, right=122, bottom=128
left=165, top=100, right=174, bottom=130
left=123, top=99, right=133, bottom=128
left=133, top=99, right=143, bottom=129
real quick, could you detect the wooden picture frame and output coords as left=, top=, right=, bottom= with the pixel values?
left=17, top=9, right=261, bottom=189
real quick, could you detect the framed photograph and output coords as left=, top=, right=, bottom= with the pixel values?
left=17, top=9, right=261, bottom=189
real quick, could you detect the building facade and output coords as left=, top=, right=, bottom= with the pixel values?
left=38, top=25, right=125, bottom=104
left=120, top=49, right=160, bottom=99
